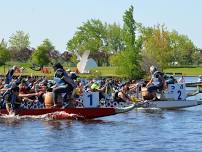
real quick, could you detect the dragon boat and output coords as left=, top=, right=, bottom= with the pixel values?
left=0, top=91, right=135, bottom=119
left=136, top=83, right=202, bottom=109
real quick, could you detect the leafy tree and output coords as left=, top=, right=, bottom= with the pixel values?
left=169, top=31, right=196, bottom=65
left=67, top=19, right=107, bottom=53
left=8, top=30, right=31, bottom=61
left=9, top=30, right=30, bottom=51
left=0, top=39, right=7, bottom=48
left=192, top=49, right=202, bottom=65
left=140, top=25, right=171, bottom=70
left=122, top=6, right=136, bottom=48
left=31, top=39, right=54, bottom=66
left=67, top=19, right=109, bottom=66
left=10, top=48, right=34, bottom=62
left=106, top=23, right=125, bottom=53
left=140, top=25, right=197, bottom=69
left=0, top=45, right=10, bottom=66
left=110, top=6, right=143, bottom=79
left=49, top=50, right=61, bottom=63
left=67, top=19, right=126, bottom=66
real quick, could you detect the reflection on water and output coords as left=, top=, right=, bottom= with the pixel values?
left=0, top=117, right=23, bottom=127
left=42, top=120, right=64, bottom=130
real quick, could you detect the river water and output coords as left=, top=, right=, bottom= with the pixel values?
left=1, top=77, right=202, bottom=152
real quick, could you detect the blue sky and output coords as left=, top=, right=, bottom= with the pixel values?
left=0, top=0, right=201, bottom=51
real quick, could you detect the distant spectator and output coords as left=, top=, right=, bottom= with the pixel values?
left=178, top=76, right=185, bottom=83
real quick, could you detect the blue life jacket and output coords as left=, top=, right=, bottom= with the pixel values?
left=54, top=68, right=67, bottom=86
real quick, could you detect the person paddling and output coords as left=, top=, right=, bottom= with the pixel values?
left=146, top=66, right=166, bottom=100
left=4, top=85, right=21, bottom=114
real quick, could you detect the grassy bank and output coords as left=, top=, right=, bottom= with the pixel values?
left=0, top=64, right=122, bottom=78
left=164, top=67, right=202, bottom=76
left=92, top=67, right=202, bottom=77
left=1, top=63, right=201, bottom=78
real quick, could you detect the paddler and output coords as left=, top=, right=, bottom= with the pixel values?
left=115, top=83, right=132, bottom=103
left=5, top=65, right=18, bottom=85
left=52, top=63, right=76, bottom=107
left=90, top=80, right=106, bottom=99
left=146, top=66, right=166, bottom=100
left=4, top=85, right=21, bottom=114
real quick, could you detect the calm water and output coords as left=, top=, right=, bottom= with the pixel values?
left=1, top=77, right=202, bottom=152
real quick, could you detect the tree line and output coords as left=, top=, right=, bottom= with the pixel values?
left=0, top=5, right=201, bottom=78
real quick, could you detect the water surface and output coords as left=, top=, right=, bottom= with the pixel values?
left=1, top=77, right=202, bottom=152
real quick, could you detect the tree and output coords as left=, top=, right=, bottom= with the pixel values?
left=169, top=31, right=196, bottom=65
left=0, top=39, right=7, bottom=48
left=31, top=39, right=54, bottom=66
left=140, top=25, right=197, bottom=70
left=67, top=19, right=108, bottom=65
left=106, top=23, right=125, bottom=54
left=8, top=30, right=31, bottom=61
left=122, top=6, right=136, bottom=48
left=67, top=19, right=107, bottom=53
left=49, top=50, right=61, bottom=63
left=67, top=19, right=126, bottom=66
left=9, top=30, right=30, bottom=51
left=0, top=45, right=10, bottom=66
left=192, top=49, right=202, bottom=65
left=140, top=25, right=171, bottom=70
left=110, top=5, right=143, bottom=79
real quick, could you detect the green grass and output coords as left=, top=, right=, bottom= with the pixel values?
left=164, top=67, right=202, bottom=76
left=0, top=63, right=53, bottom=77
left=1, top=62, right=202, bottom=78
left=91, top=67, right=122, bottom=77
left=0, top=64, right=123, bottom=78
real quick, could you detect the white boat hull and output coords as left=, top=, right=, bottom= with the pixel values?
left=139, top=100, right=201, bottom=109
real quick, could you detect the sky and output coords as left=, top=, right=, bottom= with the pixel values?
left=0, top=0, right=202, bottom=52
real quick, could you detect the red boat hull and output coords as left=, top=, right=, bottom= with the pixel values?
left=0, top=108, right=116, bottom=119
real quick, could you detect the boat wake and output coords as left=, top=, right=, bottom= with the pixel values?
left=135, top=107, right=162, bottom=113
left=0, top=111, right=84, bottom=120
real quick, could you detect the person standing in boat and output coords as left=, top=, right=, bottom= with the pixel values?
left=52, top=63, right=76, bottom=107
left=5, top=65, right=18, bottom=84
left=146, top=66, right=166, bottom=98
left=178, top=75, right=185, bottom=83
left=4, top=85, right=21, bottom=114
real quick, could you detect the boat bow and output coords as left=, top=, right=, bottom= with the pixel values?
left=115, top=104, right=136, bottom=114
